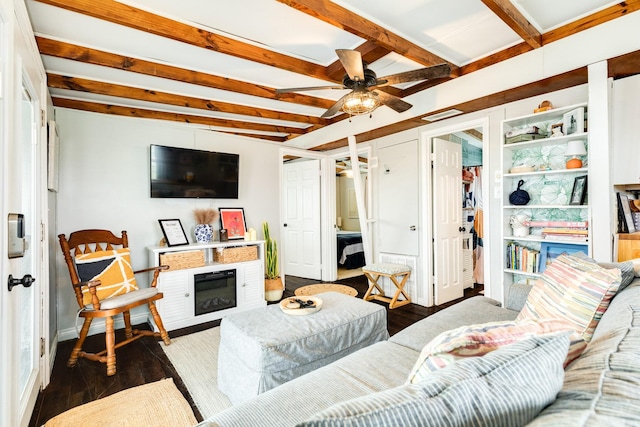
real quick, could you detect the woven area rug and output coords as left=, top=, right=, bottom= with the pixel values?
left=162, top=327, right=232, bottom=419
left=44, top=378, right=197, bottom=427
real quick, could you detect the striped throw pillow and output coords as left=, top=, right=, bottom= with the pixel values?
left=407, top=318, right=585, bottom=384
left=299, top=333, right=570, bottom=427
left=75, top=248, right=138, bottom=306
left=517, top=254, right=621, bottom=342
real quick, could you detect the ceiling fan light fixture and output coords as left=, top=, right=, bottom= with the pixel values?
left=342, top=90, right=380, bottom=116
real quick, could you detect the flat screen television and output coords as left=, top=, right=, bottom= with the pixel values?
left=150, top=144, right=239, bottom=199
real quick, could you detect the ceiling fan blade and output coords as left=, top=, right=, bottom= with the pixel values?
left=376, top=63, right=451, bottom=87
left=275, top=85, right=345, bottom=94
left=321, top=92, right=351, bottom=118
left=373, top=90, right=413, bottom=113
left=336, top=49, right=364, bottom=81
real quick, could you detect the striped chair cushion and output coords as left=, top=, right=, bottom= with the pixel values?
left=298, top=333, right=570, bottom=427
left=406, top=318, right=585, bottom=384
left=517, top=254, right=621, bottom=342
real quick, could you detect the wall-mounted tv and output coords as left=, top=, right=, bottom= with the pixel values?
left=150, top=144, right=239, bottom=199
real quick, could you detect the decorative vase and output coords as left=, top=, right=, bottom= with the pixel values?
left=265, top=277, right=284, bottom=302
left=194, top=224, right=213, bottom=243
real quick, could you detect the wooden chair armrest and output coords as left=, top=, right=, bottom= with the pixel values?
left=73, top=280, right=102, bottom=308
left=142, top=265, right=169, bottom=288
left=133, top=265, right=170, bottom=275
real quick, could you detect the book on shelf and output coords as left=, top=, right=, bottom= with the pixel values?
left=543, top=235, right=588, bottom=242
left=506, top=242, right=539, bottom=273
left=541, top=227, right=588, bottom=235
left=526, top=220, right=588, bottom=228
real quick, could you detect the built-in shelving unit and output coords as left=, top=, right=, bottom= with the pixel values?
left=501, top=103, right=591, bottom=293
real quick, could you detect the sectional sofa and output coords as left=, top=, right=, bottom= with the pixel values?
left=198, top=255, right=640, bottom=426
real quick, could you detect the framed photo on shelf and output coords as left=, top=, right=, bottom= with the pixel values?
left=617, top=193, right=636, bottom=233
left=569, top=175, right=588, bottom=205
left=219, top=208, right=246, bottom=240
left=562, top=107, right=585, bottom=135
left=539, top=242, right=589, bottom=273
left=158, top=219, right=189, bottom=246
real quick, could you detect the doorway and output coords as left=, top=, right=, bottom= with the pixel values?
left=334, top=153, right=369, bottom=280
left=423, top=120, right=488, bottom=306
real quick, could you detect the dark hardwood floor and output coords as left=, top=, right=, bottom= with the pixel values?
left=29, top=274, right=483, bottom=426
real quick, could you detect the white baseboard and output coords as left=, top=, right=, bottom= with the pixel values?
left=57, top=312, right=151, bottom=342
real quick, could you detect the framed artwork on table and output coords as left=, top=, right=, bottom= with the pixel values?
left=539, top=242, right=589, bottom=273
left=569, top=175, right=588, bottom=205
left=219, top=208, right=246, bottom=240
left=158, top=219, right=189, bottom=246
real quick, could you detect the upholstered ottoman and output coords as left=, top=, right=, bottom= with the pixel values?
left=217, top=291, right=389, bottom=405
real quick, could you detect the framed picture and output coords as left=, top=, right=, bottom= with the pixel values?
left=219, top=208, right=246, bottom=240
left=539, top=242, right=589, bottom=273
left=569, top=175, right=588, bottom=205
left=158, top=219, right=189, bottom=246
left=618, top=193, right=636, bottom=233
left=562, top=107, right=585, bottom=135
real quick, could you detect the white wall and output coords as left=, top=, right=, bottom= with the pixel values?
left=54, top=109, right=282, bottom=338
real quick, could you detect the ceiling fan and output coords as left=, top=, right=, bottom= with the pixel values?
left=276, top=49, right=451, bottom=118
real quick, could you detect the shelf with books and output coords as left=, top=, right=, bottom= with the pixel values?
left=501, top=102, right=591, bottom=301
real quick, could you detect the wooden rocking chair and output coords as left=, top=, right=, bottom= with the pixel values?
left=59, top=229, right=171, bottom=376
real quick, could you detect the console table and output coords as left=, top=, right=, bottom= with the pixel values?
left=147, top=240, right=266, bottom=331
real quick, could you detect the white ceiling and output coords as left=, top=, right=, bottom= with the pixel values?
left=24, top=0, right=628, bottom=146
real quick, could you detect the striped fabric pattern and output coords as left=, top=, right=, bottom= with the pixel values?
left=75, top=248, right=138, bottom=306
left=407, top=318, right=585, bottom=384
left=517, top=254, right=621, bottom=342
left=298, top=333, right=569, bottom=427
left=528, top=289, right=640, bottom=425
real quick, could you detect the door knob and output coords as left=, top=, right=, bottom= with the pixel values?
left=7, top=274, right=35, bottom=291
left=459, top=226, right=466, bottom=232
left=410, top=225, right=417, bottom=231
left=283, top=223, right=288, bottom=227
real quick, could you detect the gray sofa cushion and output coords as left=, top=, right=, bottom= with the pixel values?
left=199, top=341, right=419, bottom=427
left=527, top=281, right=640, bottom=426
left=389, top=296, right=519, bottom=353
left=299, top=333, right=570, bottom=427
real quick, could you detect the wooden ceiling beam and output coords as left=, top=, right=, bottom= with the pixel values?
left=277, top=0, right=460, bottom=77
left=35, top=0, right=333, bottom=82
left=47, top=73, right=327, bottom=126
left=52, top=98, right=310, bottom=135
left=480, top=0, right=541, bottom=48
left=543, top=0, right=640, bottom=44
left=215, top=130, right=288, bottom=143
left=36, top=37, right=337, bottom=111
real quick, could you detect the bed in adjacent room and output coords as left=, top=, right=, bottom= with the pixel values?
left=337, top=231, right=365, bottom=269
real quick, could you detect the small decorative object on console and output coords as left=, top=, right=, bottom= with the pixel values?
left=193, top=209, right=217, bottom=243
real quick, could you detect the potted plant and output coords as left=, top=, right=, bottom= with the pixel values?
left=193, top=208, right=218, bottom=243
left=263, top=222, right=284, bottom=301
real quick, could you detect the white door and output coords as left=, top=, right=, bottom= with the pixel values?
left=1, top=78, right=43, bottom=427
left=378, top=140, right=419, bottom=256
left=283, top=159, right=322, bottom=279
left=433, top=138, right=464, bottom=305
